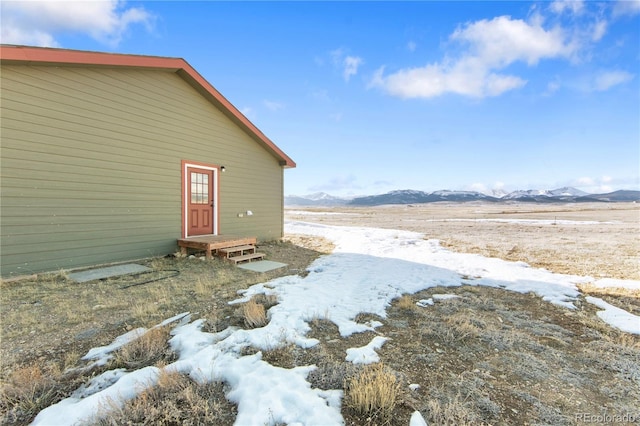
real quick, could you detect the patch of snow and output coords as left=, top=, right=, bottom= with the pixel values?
left=81, top=327, right=146, bottom=366
left=345, top=336, right=388, bottom=364
left=368, top=320, right=384, bottom=329
left=585, top=297, right=640, bottom=335
left=288, top=220, right=587, bottom=309
left=286, top=210, right=356, bottom=216
left=32, top=366, right=161, bottom=425
left=217, top=354, right=343, bottom=425
left=590, top=278, right=640, bottom=290
left=79, top=313, right=191, bottom=369
left=33, top=220, right=639, bottom=425
left=410, top=410, right=429, bottom=426
left=70, top=369, right=127, bottom=399
left=412, top=218, right=615, bottom=225
left=159, top=311, right=192, bottom=327
left=432, top=294, right=461, bottom=301
left=417, top=294, right=459, bottom=307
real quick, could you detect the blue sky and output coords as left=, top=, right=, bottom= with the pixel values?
left=2, top=1, right=639, bottom=196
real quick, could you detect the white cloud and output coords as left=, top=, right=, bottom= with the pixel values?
left=329, top=112, right=343, bottom=122
left=330, top=48, right=363, bottom=82
left=450, top=16, right=572, bottom=66
left=0, top=24, right=58, bottom=47
left=371, top=15, right=575, bottom=99
left=550, top=0, right=585, bottom=15
left=577, top=176, right=595, bottom=185
left=591, top=19, right=608, bottom=41
left=593, top=70, right=634, bottom=91
left=468, top=181, right=508, bottom=195
left=371, top=62, right=526, bottom=99
left=343, top=55, right=363, bottom=81
left=612, top=0, right=640, bottom=17
left=544, top=79, right=561, bottom=96
left=263, top=100, right=284, bottom=111
left=310, top=89, right=330, bottom=102
left=329, top=48, right=345, bottom=66
left=469, top=182, right=488, bottom=193
left=0, top=0, right=154, bottom=47
left=568, top=69, right=634, bottom=93
left=240, top=107, right=255, bottom=120
left=572, top=175, right=636, bottom=193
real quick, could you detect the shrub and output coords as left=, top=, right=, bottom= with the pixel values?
left=90, top=371, right=236, bottom=425
left=243, top=298, right=267, bottom=328
left=345, top=363, right=401, bottom=423
left=308, top=359, right=358, bottom=391
left=111, top=327, right=173, bottom=369
left=0, top=365, right=59, bottom=424
left=397, top=295, right=415, bottom=311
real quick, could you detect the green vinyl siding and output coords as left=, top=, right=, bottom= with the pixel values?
left=1, top=64, right=285, bottom=277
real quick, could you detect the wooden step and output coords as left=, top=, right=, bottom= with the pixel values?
left=218, top=245, right=256, bottom=258
left=227, top=252, right=265, bottom=264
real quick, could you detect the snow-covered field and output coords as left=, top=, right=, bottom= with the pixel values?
left=403, top=218, right=617, bottom=225
left=33, top=221, right=640, bottom=425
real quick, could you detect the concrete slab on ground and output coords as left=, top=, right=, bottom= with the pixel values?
left=68, top=264, right=152, bottom=283
left=237, top=260, right=288, bottom=273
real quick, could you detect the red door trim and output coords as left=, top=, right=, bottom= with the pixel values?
left=181, top=160, right=221, bottom=238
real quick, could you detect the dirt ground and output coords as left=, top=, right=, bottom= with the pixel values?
left=1, top=202, right=639, bottom=425
left=285, top=202, right=640, bottom=281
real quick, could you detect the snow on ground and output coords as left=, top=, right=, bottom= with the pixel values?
left=403, top=218, right=617, bottom=225
left=589, top=277, right=640, bottom=290
left=286, top=210, right=356, bottom=216
left=345, top=336, right=388, bottom=364
left=410, top=411, right=429, bottom=426
left=416, top=293, right=460, bottom=307
left=33, top=221, right=640, bottom=425
left=585, top=297, right=640, bottom=335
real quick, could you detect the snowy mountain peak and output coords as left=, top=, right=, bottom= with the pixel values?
left=285, top=192, right=352, bottom=206
left=503, top=187, right=589, bottom=199
left=306, top=192, right=335, bottom=200
left=432, top=190, right=490, bottom=197
left=548, top=187, right=589, bottom=197
left=490, top=188, right=509, bottom=198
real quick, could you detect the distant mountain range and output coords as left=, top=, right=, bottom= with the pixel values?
left=285, top=192, right=353, bottom=207
left=285, top=187, right=640, bottom=206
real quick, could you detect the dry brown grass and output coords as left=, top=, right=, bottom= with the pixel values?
left=0, top=365, right=60, bottom=425
left=0, top=240, right=323, bottom=425
left=89, top=370, right=236, bottom=425
left=396, top=295, right=415, bottom=311
left=110, top=327, right=174, bottom=370
left=578, top=282, right=640, bottom=298
left=345, top=363, right=402, bottom=424
left=282, top=233, right=335, bottom=254
left=3, top=214, right=640, bottom=425
left=426, top=393, right=477, bottom=426
left=578, top=282, right=640, bottom=315
left=443, top=310, right=485, bottom=342
left=242, top=297, right=268, bottom=329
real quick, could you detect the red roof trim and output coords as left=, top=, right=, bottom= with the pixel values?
left=0, top=45, right=296, bottom=168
